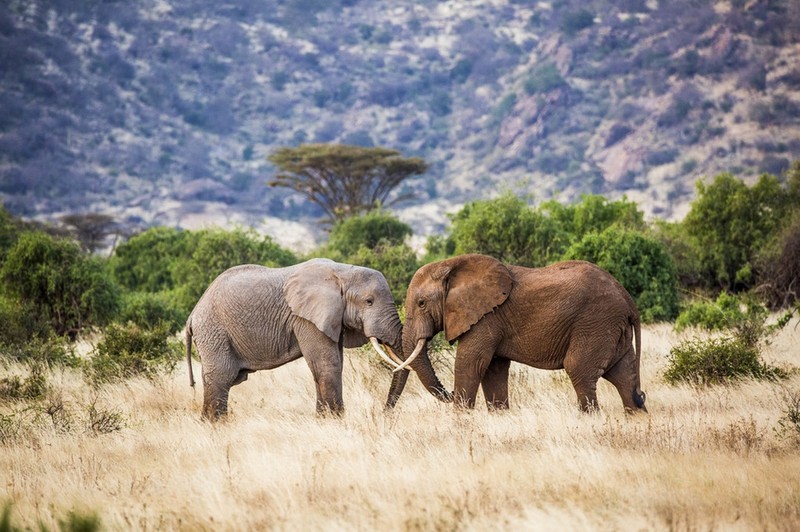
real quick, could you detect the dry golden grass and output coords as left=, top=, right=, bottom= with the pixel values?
left=2, top=319, right=800, bottom=531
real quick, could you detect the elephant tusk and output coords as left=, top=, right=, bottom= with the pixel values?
left=384, top=344, right=404, bottom=365
left=370, top=337, right=400, bottom=369
left=393, top=339, right=425, bottom=373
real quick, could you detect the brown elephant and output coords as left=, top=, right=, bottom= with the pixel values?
left=386, top=254, right=647, bottom=413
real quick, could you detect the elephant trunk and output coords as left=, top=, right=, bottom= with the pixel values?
left=385, top=322, right=452, bottom=408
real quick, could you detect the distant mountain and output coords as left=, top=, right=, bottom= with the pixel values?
left=1, top=0, right=799, bottom=247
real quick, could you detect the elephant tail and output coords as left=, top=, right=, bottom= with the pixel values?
left=631, top=312, right=646, bottom=410
left=186, top=318, right=195, bottom=388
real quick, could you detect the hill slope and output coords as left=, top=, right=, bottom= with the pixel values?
left=1, top=0, right=799, bottom=242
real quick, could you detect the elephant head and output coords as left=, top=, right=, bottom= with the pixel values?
left=385, top=254, right=511, bottom=407
left=284, top=258, right=403, bottom=356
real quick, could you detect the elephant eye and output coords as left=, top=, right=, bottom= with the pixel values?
left=417, top=299, right=425, bottom=308
left=366, top=298, right=374, bottom=306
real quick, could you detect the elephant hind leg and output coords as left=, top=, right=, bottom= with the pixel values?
left=602, top=357, right=647, bottom=414
left=201, top=364, right=241, bottom=421
left=481, top=357, right=511, bottom=410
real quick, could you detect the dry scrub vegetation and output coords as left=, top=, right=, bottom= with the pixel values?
left=2, top=320, right=800, bottom=531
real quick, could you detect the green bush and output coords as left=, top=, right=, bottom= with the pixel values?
left=0, top=232, right=120, bottom=338
left=447, top=194, right=568, bottom=267
left=541, top=194, right=645, bottom=241
left=84, top=322, right=181, bottom=384
left=664, top=335, right=784, bottom=385
left=675, top=292, right=767, bottom=332
left=564, top=227, right=679, bottom=322
left=683, top=172, right=798, bottom=291
left=118, top=290, right=187, bottom=333
left=349, top=242, right=419, bottom=305
left=172, top=228, right=297, bottom=312
left=0, top=334, right=78, bottom=368
left=110, top=227, right=193, bottom=292
left=523, top=63, right=566, bottom=95
left=0, top=294, right=41, bottom=346
left=325, top=209, right=412, bottom=259
left=0, top=364, right=48, bottom=402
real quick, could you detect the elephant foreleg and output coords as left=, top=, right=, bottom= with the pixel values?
left=564, top=344, right=602, bottom=413
left=481, top=357, right=511, bottom=410
left=304, top=350, right=344, bottom=416
left=453, top=345, right=496, bottom=409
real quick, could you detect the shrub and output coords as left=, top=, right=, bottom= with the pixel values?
left=349, top=242, right=419, bottom=305
left=447, top=194, right=568, bottom=267
left=84, top=322, right=181, bottom=384
left=110, top=227, right=192, bottom=292
left=664, top=335, right=784, bottom=385
left=118, top=291, right=187, bottom=333
left=563, top=227, right=679, bottom=322
left=0, top=232, right=120, bottom=338
left=775, top=390, right=800, bottom=442
left=683, top=172, right=797, bottom=291
left=0, top=294, right=41, bottom=346
left=675, top=292, right=767, bottom=332
left=172, top=228, right=296, bottom=312
left=0, top=334, right=78, bottom=368
left=523, top=63, right=566, bottom=94
left=325, top=209, right=412, bottom=259
left=541, top=194, right=645, bottom=241
left=0, top=364, right=48, bottom=402
left=758, top=213, right=800, bottom=309
left=561, top=9, right=594, bottom=36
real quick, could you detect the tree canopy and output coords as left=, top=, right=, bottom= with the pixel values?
left=267, top=144, right=428, bottom=222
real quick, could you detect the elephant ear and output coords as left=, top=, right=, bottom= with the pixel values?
left=444, top=255, right=513, bottom=342
left=284, top=259, right=345, bottom=343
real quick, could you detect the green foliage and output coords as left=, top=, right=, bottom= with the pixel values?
left=675, top=292, right=767, bottom=332
left=350, top=242, right=419, bottom=305
left=110, top=227, right=192, bottom=292
left=321, top=210, right=418, bottom=304
left=0, top=294, right=42, bottom=346
left=523, top=63, right=566, bottom=95
left=268, top=144, right=428, bottom=222
left=541, top=194, right=645, bottom=242
left=775, top=390, right=800, bottom=442
left=112, top=227, right=296, bottom=318
left=564, top=227, right=679, bottom=322
left=561, top=9, right=595, bottom=36
left=684, top=172, right=798, bottom=291
left=0, top=364, right=48, bottom=402
left=0, top=334, right=78, bottom=368
left=664, top=334, right=784, bottom=386
left=0, top=232, right=120, bottom=338
left=447, top=194, right=567, bottom=267
left=172, top=228, right=296, bottom=311
left=651, top=220, right=704, bottom=290
left=84, top=322, right=181, bottom=385
left=118, top=290, right=188, bottom=334
left=325, top=209, right=412, bottom=258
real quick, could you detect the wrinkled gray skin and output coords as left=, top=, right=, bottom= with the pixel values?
left=387, top=254, right=647, bottom=414
left=186, top=258, right=405, bottom=420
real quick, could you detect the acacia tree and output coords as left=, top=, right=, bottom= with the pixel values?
left=267, top=144, right=428, bottom=222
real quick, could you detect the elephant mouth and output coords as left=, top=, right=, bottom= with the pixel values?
left=370, top=337, right=425, bottom=373
left=370, top=337, right=403, bottom=367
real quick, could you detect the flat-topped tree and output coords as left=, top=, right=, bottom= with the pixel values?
left=267, top=144, right=428, bottom=223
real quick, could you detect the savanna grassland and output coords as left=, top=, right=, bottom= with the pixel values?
left=1, top=319, right=799, bottom=531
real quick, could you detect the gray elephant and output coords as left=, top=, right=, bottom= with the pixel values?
left=386, top=254, right=647, bottom=414
left=185, top=258, right=417, bottom=419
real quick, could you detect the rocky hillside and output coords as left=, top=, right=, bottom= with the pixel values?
left=1, top=0, right=799, bottom=246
